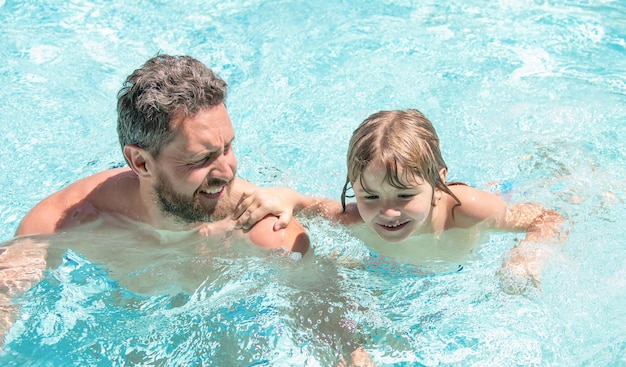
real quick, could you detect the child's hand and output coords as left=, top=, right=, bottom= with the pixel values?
left=232, top=187, right=298, bottom=231
left=498, top=241, right=551, bottom=295
left=498, top=205, right=567, bottom=295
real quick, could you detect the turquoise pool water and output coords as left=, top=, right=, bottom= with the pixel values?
left=1, top=0, right=625, bottom=365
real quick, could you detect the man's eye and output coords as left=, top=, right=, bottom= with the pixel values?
left=192, top=156, right=212, bottom=166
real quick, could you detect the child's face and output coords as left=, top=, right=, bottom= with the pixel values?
left=353, top=161, right=435, bottom=242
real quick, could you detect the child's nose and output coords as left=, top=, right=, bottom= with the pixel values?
left=379, top=207, right=401, bottom=218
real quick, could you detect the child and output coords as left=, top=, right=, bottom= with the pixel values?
left=234, top=109, right=565, bottom=287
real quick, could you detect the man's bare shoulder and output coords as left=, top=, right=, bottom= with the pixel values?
left=226, top=178, right=310, bottom=255
left=15, top=168, right=138, bottom=236
left=245, top=216, right=310, bottom=255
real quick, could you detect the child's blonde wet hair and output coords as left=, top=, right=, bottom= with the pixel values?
left=341, top=109, right=462, bottom=211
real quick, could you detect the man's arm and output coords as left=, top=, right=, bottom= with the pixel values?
left=15, top=196, right=66, bottom=236
left=0, top=238, right=48, bottom=295
left=0, top=237, right=49, bottom=349
left=16, top=168, right=133, bottom=237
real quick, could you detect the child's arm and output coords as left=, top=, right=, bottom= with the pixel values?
left=450, top=185, right=564, bottom=240
left=232, top=187, right=361, bottom=231
left=498, top=204, right=565, bottom=292
left=503, top=203, right=564, bottom=241
left=451, top=186, right=566, bottom=290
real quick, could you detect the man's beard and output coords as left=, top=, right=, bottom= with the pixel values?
left=154, top=171, right=233, bottom=224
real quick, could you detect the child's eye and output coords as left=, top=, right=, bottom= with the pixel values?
left=399, top=194, right=416, bottom=199
left=364, top=195, right=379, bottom=200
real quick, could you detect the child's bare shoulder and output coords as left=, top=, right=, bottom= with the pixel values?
left=446, top=184, right=507, bottom=228
left=449, top=183, right=496, bottom=200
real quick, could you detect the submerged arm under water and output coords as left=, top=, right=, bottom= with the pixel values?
left=0, top=236, right=49, bottom=349
left=498, top=203, right=568, bottom=294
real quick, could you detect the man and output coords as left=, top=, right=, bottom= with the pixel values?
left=1, top=54, right=309, bottom=343
left=14, top=54, right=309, bottom=250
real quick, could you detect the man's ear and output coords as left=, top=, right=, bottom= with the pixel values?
left=123, top=144, right=155, bottom=179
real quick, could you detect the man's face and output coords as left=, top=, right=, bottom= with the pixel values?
left=152, top=104, right=237, bottom=224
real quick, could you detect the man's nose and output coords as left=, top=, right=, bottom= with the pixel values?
left=210, top=154, right=234, bottom=181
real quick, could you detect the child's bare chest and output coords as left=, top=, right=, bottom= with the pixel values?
left=350, top=224, right=485, bottom=268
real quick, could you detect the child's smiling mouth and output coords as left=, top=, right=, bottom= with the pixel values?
left=378, top=220, right=410, bottom=231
